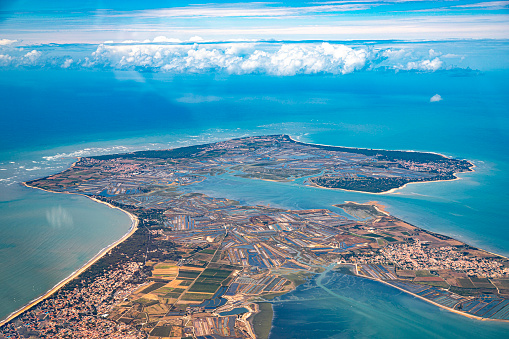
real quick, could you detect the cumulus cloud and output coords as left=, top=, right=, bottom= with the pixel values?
left=403, top=57, right=443, bottom=71
left=88, top=42, right=373, bottom=75
left=0, top=42, right=452, bottom=75
left=0, top=39, right=17, bottom=45
left=0, top=54, right=13, bottom=66
left=189, top=36, right=204, bottom=42
left=22, top=50, right=42, bottom=65
left=430, top=94, right=443, bottom=102
left=61, top=58, right=73, bottom=68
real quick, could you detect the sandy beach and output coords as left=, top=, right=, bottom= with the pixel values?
left=354, top=269, right=509, bottom=323
left=0, top=181, right=139, bottom=327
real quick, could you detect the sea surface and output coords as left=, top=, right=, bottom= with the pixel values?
left=0, top=69, right=508, bottom=335
left=269, top=268, right=509, bottom=338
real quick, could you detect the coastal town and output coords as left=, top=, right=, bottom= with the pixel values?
left=2, top=135, right=508, bottom=339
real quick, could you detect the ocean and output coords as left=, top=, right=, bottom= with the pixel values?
left=0, top=69, right=508, bottom=335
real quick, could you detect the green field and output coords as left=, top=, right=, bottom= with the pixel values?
left=188, top=282, right=221, bottom=293
left=252, top=302, right=273, bottom=339
left=150, top=326, right=172, bottom=337
left=164, top=292, right=184, bottom=298
left=200, top=249, right=216, bottom=254
left=200, top=268, right=233, bottom=278
left=178, top=270, right=201, bottom=279
left=139, top=282, right=166, bottom=294
left=415, top=281, right=450, bottom=288
left=181, top=292, right=214, bottom=301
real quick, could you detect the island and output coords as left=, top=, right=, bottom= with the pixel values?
left=1, top=135, right=507, bottom=339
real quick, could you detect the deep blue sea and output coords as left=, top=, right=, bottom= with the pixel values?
left=1, top=69, right=508, bottom=336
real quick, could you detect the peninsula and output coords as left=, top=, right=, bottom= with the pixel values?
left=2, top=135, right=507, bottom=339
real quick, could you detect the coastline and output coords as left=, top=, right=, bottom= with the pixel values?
left=341, top=200, right=390, bottom=216
left=306, top=172, right=471, bottom=196
left=288, top=135, right=476, bottom=164
left=355, top=271, right=509, bottom=323
left=288, top=134, right=476, bottom=195
left=251, top=302, right=274, bottom=339
left=333, top=200, right=509, bottom=322
left=339, top=200, right=509, bottom=262
left=0, top=179, right=139, bottom=327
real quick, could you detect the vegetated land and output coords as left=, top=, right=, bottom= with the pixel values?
left=251, top=303, right=273, bottom=339
left=26, top=134, right=472, bottom=195
left=3, top=135, right=506, bottom=339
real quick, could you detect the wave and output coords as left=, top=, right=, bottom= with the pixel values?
left=42, top=146, right=133, bottom=161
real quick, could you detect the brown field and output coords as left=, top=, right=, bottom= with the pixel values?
left=414, top=276, right=445, bottom=282
left=179, top=266, right=205, bottom=271
left=152, top=263, right=179, bottom=279
left=457, top=278, right=476, bottom=288
left=397, top=270, right=416, bottom=278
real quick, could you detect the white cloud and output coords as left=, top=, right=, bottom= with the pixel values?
left=454, top=1, right=509, bottom=9
left=153, top=36, right=182, bottom=43
left=189, top=36, right=204, bottom=42
left=0, top=42, right=450, bottom=75
left=22, top=50, right=42, bottom=64
left=0, top=39, right=17, bottom=45
left=442, top=53, right=462, bottom=58
left=61, top=58, right=73, bottom=68
left=0, top=54, right=13, bottom=66
left=92, top=42, right=373, bottom=75
left=403, top=57, right=443, bottom=71
left=107, top=3, right=373, bottom=20
left=428, top=49, right=441, bottom=58
left=430, top=94, right=442, bottom=102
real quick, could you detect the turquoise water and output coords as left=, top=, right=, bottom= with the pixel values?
left=269, top=269, right=509, bottom=338
left=0, top=184, right=132, bottom=320
left=0, top=69, right=508, bottom=335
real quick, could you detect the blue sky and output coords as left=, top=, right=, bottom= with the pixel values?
left=0, top=1, right=508, bottom=74
left=1, top=1, right=508, bottom=43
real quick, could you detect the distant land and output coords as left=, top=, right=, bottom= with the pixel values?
left=2, top=135, right=507, bottom=339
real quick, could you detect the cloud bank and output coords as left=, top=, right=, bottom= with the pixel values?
left=0, top=41, right=458, bottom=75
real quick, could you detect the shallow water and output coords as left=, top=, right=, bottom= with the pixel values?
left=269, top=270, right=509, bottom=338
left=0, top=185, right=131, bottom=320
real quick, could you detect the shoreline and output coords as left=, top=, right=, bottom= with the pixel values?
left=340, top=200, right=509, bottom=262
left=354, top=270, right=509, bottom=323
left=306, top=172, right=472, bottom=196
left=340, top=200, right=390, bottom=216
left=288, top=134, right=476, bottom=195
left=288, top=135, right=476, bottom=165
left=0, top=179, right=139, bottom=327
